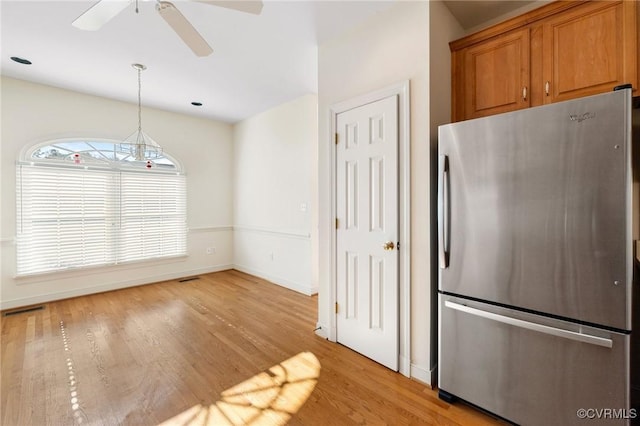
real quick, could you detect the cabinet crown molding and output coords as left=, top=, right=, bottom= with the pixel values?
left=450, top=1, right=606, bottom=51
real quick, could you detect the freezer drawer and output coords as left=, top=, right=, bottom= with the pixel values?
left=439, top=295, right=632, bottom=425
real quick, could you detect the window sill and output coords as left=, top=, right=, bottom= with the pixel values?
left=14, top=254, right=189, bottom=284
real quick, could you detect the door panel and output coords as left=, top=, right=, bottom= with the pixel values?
left=369, top=256, right=383, bottom=329
left=438, top=90, right=632, bottom=330
left=345, top=251, right=358, bottom=319
left=346, top=161, right=358, bottom=229
left=336, top=95, right=399, bottom=371
left=439, top=295, right=630, bottom=426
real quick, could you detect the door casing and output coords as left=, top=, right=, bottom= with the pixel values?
left=328, top=80, right=411, bottom=377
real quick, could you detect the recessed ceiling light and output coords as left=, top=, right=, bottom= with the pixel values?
left=191, top=102, right=203, bottom=107
left=10, top=56, right=32, bottom=65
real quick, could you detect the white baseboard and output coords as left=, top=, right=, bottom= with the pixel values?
left=232, top=264, right=317, bottom=296
left=314, top=322, right=329, bottom=339
left=0, top=264, right=233, bottom=310
left=399, top=354, right=411, bottom=378
left=410, top=363, right=432, bottom=386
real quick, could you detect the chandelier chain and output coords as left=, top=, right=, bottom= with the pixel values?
left=137, top=67, right=142, bottom=133
left=122, top=63, right=161, bottom=162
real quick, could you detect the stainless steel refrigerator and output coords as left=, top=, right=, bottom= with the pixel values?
left=437, top=88, right=640, bottom=425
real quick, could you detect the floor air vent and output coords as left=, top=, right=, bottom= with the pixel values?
left=178, top=276, right=200, bottom=283
left=3, top=305, right=45, bottom=316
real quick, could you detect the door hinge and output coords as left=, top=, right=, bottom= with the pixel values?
left=335, top=302, right=339, bottom=314
left=335, top=218, right=339, bottom=229
left=335, top=133, right=339, bottom=145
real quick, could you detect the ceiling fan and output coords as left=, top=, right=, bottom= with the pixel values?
left=72, top=0, right=263, bottom=57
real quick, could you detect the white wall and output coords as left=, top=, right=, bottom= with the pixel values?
left=317, top=1, right=432, bottom=382
left=463, top=1, right=552, bottom=34
left=0, top=77, right=234, bottom=309
left=232, top=94, right=317, bottom=295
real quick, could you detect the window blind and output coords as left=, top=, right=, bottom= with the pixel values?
left=119, top=172, right=187, bottom=263
left=16, top=164, right=186, bottom=276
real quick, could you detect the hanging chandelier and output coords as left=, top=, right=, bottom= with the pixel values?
left=121, top=63, right=162, bottom=162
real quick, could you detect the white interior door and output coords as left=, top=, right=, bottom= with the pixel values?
left=335, top=95, right=399, bottom=371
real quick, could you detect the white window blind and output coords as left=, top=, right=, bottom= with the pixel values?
left=17, top=166, right=116, bottom=274
left=120, top=172, right=187, bottom=263
left=16, top=164, right=186, bottom=276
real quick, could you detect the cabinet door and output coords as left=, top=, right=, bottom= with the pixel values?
left=542, top=1, right=638, bottom=104
left=463, top=28, right=530, bottom=120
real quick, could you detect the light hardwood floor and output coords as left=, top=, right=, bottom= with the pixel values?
left=1, top=270, right=507, bottom=425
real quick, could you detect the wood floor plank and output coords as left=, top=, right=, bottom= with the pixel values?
left=1, top=270, right=507, bottom=426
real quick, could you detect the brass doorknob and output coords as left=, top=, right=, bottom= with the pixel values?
left=383, top=241, right=395, bottom=251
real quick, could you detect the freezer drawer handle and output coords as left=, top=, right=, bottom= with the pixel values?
left=444, top=301, right=613, bottom=348
left=438, top=155, right=450, bottom=269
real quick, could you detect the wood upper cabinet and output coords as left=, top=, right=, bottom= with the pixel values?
left=542, top=1, right=638, bottom=104
left=451, top=0, right=638, bottom=122
left=463, top=28, right=530, bottom=119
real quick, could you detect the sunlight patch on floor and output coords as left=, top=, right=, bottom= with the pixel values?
left=158, top=351, right=320, bottom=426
left=60, top=320, right=87, bottom=424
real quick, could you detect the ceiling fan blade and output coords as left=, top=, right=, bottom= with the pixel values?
left=194, top=0, right=263, bottom=15
left=156, top=1, right=213, bottom=57
left=72, top=0, right=132, bottom=31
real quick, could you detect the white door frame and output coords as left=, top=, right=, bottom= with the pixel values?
left=328, top=80, right=411, bottom=377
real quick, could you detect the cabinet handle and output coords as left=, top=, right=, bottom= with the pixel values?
left=545, top=81, right=550, bottom=96
left=522, top=86, right=527, bottom=101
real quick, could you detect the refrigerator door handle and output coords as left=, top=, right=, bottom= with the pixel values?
left=444, top=301, right=613, bottom=348
left=438, top=154, right=449, bottom=269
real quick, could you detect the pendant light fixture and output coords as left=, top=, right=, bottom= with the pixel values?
left=121, top=63, right=162, bottom=162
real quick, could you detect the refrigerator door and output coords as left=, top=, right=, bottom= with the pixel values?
left=439, top=294, right=631, bottom=426
left=438, top=90, right=633, bottom=330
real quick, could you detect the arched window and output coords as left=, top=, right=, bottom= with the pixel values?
left=16, top=139, right=187, bottom=276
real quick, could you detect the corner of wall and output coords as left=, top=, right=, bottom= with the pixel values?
left=231, top=95, right=316, bottom=298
